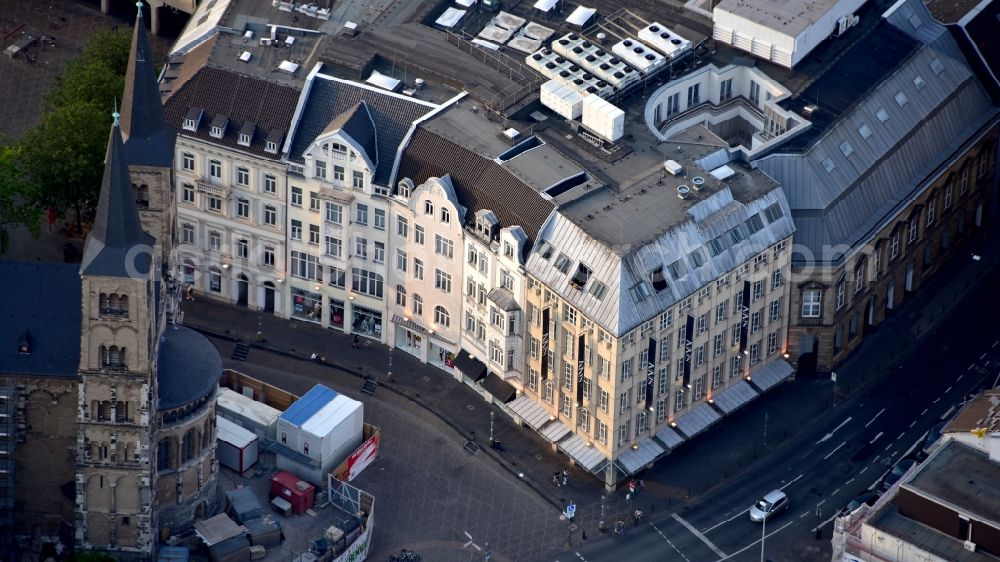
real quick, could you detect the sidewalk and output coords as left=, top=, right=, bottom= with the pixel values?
left=181, top=299, right=620, bottom=525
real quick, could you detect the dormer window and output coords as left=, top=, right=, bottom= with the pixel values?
left=503, top=242, right=513, bottom=257
left=570, top=263, right=591, bottom=289
left=537, top=241, right=555, bottom=260
left=266, top=141, right=278, bottom=153
left=238, top=133, right=251, bottom=146
left=650, top=266, right=668, bottom=292
left=17, top=330, right=32, bottom=354
left=210, top=114, right=228, bottom=139
left=182, top=107, right=203, bottom=132
left=265, top=128, right=284, bottom=155
left=554, top=253, right=572, bottom=274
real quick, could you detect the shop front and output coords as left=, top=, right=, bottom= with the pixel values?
left=291, top=287, right=323, bottom=323
left=328, top=298, right=346, bottom=331
left=428, top=335, right=457, bottom=373
left=351, top=304, right=383, bottom=340
left=391, top=315, right=426, bottom=360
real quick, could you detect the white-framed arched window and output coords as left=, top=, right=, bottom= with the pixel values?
left=434, top=305, right=450, bottom=328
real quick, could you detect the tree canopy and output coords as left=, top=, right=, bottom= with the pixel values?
left=0, top=27, right=132, bottom=249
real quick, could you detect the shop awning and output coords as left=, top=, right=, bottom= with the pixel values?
left=194, top=514, right=244, bottom=546
left=749, top=360, right=794, bottom=393
left=559, top=433, right=607, bottom=472
left=711, top=380, right=759, bottom=414
left=540, top=419, right=571, bottom=443
left=617, top=439, right=666, bottom=474
left=481, top=372, right=516, bottom=403
left=508, top=394, right=551, bottom=430
left=391, top=314, right=428, bottom=334
left=674, top=402, right=721, bottom=439
left=453, top=349, right=487, bottom=381
left=654, top=426, right=685, bottom=450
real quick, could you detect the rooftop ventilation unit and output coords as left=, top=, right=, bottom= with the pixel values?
left=664, top=160, right=684, bottom=176
left=239, top=51, right=252, bottom=62
left=278, top=60, right=299, bottom=74
left=677, top=185, right=691, bottom=199
left=803, top=104, right=819, bottom=116
left=691, top=176, right=705, bottom=190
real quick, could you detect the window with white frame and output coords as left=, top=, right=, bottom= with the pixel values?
left=264, top=205, right=277, bottom=226
left=182, top=152, right=195, bottom=171
left=579, top=408, right=590, bottom=432
left=395, top=285, right=407, bottom=307
left=657, top=366, right=668, bottom=395
left=309, top=192, right=320, bottom=212
left=441, top=208, right=450, bottom=224
left=413, top=258, right=423, bottom=280
left=730, top=354, right=743, bottom=378
left=836, top=281, right=846, bottom=310
left=396, top=216, right=408, bottom=238
left=528, top=368, right=538, bottom=392
left=979, top=153, right=988, bottom=177
left=236, top=239, right=248, bottom=259
left=309, top=224, right=320, bottom=245
left=621, top=358, right=632, bottom=382
left=767, top=331, right=779, bottom=355
left=328, top=266, right=346, bottom=288
left=355, top=204, right=368, bottom=226
left=749, top=342, right=761, bottom=365
left=854, top=261, right=865, bottom=294
left=713, top=333, right=725, bottom=357
left=412, top=293, right=423, bottom=315
left=926, top=199, right=935, bottom=226
left=208, top=159, right=222, bottom=180
left=423, top=200, right=433, bottom=215
left=352, top=170, right=364, bottom=190
left=396, top=250, right=407, bottom=272
left=182, top=223, right=194, bottom=244
left=208, top=231, right=221, bottom=251
left=618, top=421, right=631, bottom=444
left=236, top=167, right=249, bottom=186
left=768, top=299, right=781, bottom=323
left=752, top=280, right=765, bottom=301
left=960, top=168, right=968, bottom=195
left=263, top=174, right=276, bottom=194
left=207, top=196, right=222, bottom=213
left=542, top=380, right=553, bottom=403
left=373, top=242, right=385, bottom=264
left=291, top=251, right=322, bottom=281
left=351, top=268, right=383, bottom=298
left=944, top=184, right=953, bottom=210
left=291, top=186, right=303, bottom=207
left=414, top=225, right=425, bottom=245
left=182, top=183, right=195, bottom=204
left=599, top=389, right=609, bottom=412
left=597, top=421, right=608, bottom=444
left=801, top=289, right=822, bottom=318
left=908, top=216, right=918, bottom=244
left=236, top=198, right=249, bottom=218
left=334, top=165, right=345, bottom=184
left=712, top=365, right=723, bottom=389
left=674, top=389, right=686, bottom=412
left=618, top=389, right=630, bottom=414
left=771, top=270, right=782, bottom=290
left=750, top=311, right=761, bottom=334
left=324, top=202, right=342, bottom=224
left=693, top=376, right=705, bottom=400
left=434, top=269, right=451, bottom=293
left=354, top=237, right=367, bottom=259
left=433, top=305, right=450, bottom=327
left=434, top=235, right=454, bottom=259
left=636, top=411, right=648, bottom=434
left=373, top=208, right=385, bottom=231
left=890, top=231, right=900, bottom=259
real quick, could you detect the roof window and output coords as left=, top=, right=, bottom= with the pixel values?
left=650, top=266, right=668, bottom=292
left=875, top=108, right=890, bottom=123
left=839, top=141, right=854, bottom=157
left=822, top=158, right=836, bottom=173
left=570, top=263, right=592, bottom=290
left=912, top=75, right=926, bottom=91
left=554, top=253, right=572, bottom=274
left=929, top=58, right=945, bottom=76
left=894, top=92, right=909, bottom=108
left=858, top=123, right=873, bottom=140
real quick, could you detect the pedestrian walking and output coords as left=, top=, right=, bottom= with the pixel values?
left=634, top=509, right=643, bottom=526
left=562, top=469, right=568, bottom=487
left=352, top=334, right=360, bottom=348
left=552, top=472, right=560, bottom=487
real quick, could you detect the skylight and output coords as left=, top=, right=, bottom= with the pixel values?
left=876, top=108, right=890, bottom=123
left=839, top=141, right=854, bottom=157
left=822, top=158, right=836, bottom=173
left=858, top=123, right=873, bottom=140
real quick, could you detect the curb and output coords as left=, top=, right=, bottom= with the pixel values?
left=189, top=324, right=565, bottom=513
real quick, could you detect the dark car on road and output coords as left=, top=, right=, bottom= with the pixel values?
left=839, top=491, right=880, bottom=516
left=881, top=458, right=918, bottom=491
left=920, top=421, right=948, bottom=457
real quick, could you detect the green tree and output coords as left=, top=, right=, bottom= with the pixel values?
left=45, top=28, right=131, bottom=111
left=17, top=101, right=112, bottom=232
left=0, top=144, right=41, bottom=253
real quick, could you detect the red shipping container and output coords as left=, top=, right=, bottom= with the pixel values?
left=269, top=470, right=316, bottom=514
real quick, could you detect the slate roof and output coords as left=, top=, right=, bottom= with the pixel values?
left=322, top=102, right=379, bottom=169
left=396, top=127, right=555, bottom=247
left=776, top=22, right=920, bottom=153
left=157, top=325, right=222, bottom=410
left=0, top=262, right=82, bottom=378
left=80, top=124, right=155, bottom=278
left=286, top=74, right=437, bottom=185
left=119, top=5, right=175, bottom=168
left=162, top=65, right=301, bottom=160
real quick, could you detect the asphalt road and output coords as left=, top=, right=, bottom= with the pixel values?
left=567, top=261, right=1000, bottom=562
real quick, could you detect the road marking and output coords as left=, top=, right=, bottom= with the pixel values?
left=993, top=340, right=998, bottom=349
left=884, top=443, right=893, bottom=451
left=780, top=474, right=805, bottom=491
left=859, top=467, right=868, bottom=475
left=574, top=552, right=590, bottom=561
left=816, top=499, right=826, bottom=507
left=832, top=488, right=841, bottom=496
left=981, top=352, right=988, bottom=360
left=921, top=408, right=929, bottom=416
left=865, top=408, right=886, bottom=428
left=941, top=405, right=956, bottom=420
left=932, top=397, right=941, bottom=404
left=897, top=432, right=906, bottom=441
left=800, top=511, right=808, bottom=518
left=824, top=441, right=847, bottom=460
left=817, top=417, right=853, bottom=444
left=909, top=421, right=916, bottom=428
left=715, top=521, right=795, bottom=561
left=968, top=363, right=976, bottom=371
left=846, top=478, right=855, bottom=485
left=957, top=374, right=963, bottom=382
left=651, top=522, right=692, bottom=562
left=811, top=513, right=839, bottom=533
left=945, top=386, right=953, bottom=394
left=870, top=432, right=883, bottom=444
left=673, top=513, right=727, bottom=559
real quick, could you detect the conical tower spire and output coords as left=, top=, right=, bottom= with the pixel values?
left=119, top=0, right=174, bottom=167
left=80, top=112, right=154, bottom=278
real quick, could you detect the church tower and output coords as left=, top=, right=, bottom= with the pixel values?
left=75, top=115, right=159, bottom=557
left=120, top=1, right=176, bottom=279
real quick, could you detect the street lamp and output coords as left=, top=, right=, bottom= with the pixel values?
left=760, top=511, right=767, bottom=562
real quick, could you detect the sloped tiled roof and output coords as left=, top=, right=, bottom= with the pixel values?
left=80, top=123, right=155, bottom=278
left=286, top=75, right=436, bottom=185
left=397, top=127, right=554, bottom=246
left=322, top=102, right=378, bottom=169
left=163, top=65, right=301, bottom=160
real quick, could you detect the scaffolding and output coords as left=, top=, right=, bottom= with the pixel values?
left=0, top=385, right=17, bottom=549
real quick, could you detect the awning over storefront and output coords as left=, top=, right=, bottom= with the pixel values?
left=617, top=439, right=666, bottom=474
left=508, top=394, right=550, bottom=430
left=482, top=372, right=516, bottom=403
left=391, top=314, right=428, bottom=334
left=453, top=348, right=487, bottom=381
left=559, top=433, right=607, bottom=472
left=540, top=419, right=571, bottom=443
left=749, top=359, right=795, bottom=393
left=711, top=380, right=760, bottom=414
left=654, top=426, right=685, bottom=450
left=674, top=402, right=722, bottom=439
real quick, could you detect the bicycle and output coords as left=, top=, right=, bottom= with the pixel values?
left=389, top=549, right=422, bottom=562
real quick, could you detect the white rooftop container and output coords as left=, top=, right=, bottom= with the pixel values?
left=638, top=23, right=692, bottom=59
left=581, top=94, right=624, bottom=142
left=217, top=387, right=282, bottom=438
left=611, top=39, right=666, bottom=76
left=540, top=80, right=584, bottom=120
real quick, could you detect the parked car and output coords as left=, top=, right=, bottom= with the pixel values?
left=838, top=491, right=880, bottom=517
left=881, top=458, right=918, bottom=491
left=920, top=421, right=948, bottom=456
left=749, top=490, right=790, bottom=523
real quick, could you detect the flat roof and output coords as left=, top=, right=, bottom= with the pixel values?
left=926, top=0, right=985, bottom=23
left=905, top=439, right=1000, bottom=527
left=944, top=390, right=1000, bottom=434
left=714, top=0, right=845, bottom=36
left=868, top=502, right=998, bottom=562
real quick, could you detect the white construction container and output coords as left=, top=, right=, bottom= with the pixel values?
left=638, top=23, right=692, bottom=60
left=275, top=385, right=364, bottom=486
left=582, top=94, right=624, bottom=142
left=217, top=415, right=260, bottom=473
left=540, top=80, right=584, bottom=120
left=217, top=387, right=282, bottom=439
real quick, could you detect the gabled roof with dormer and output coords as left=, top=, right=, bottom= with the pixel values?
left=320, top=102, right=379, bottom=170
left=80, top=122, right=155, bottom=278
left=119, top=3, right=175, bottom=167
